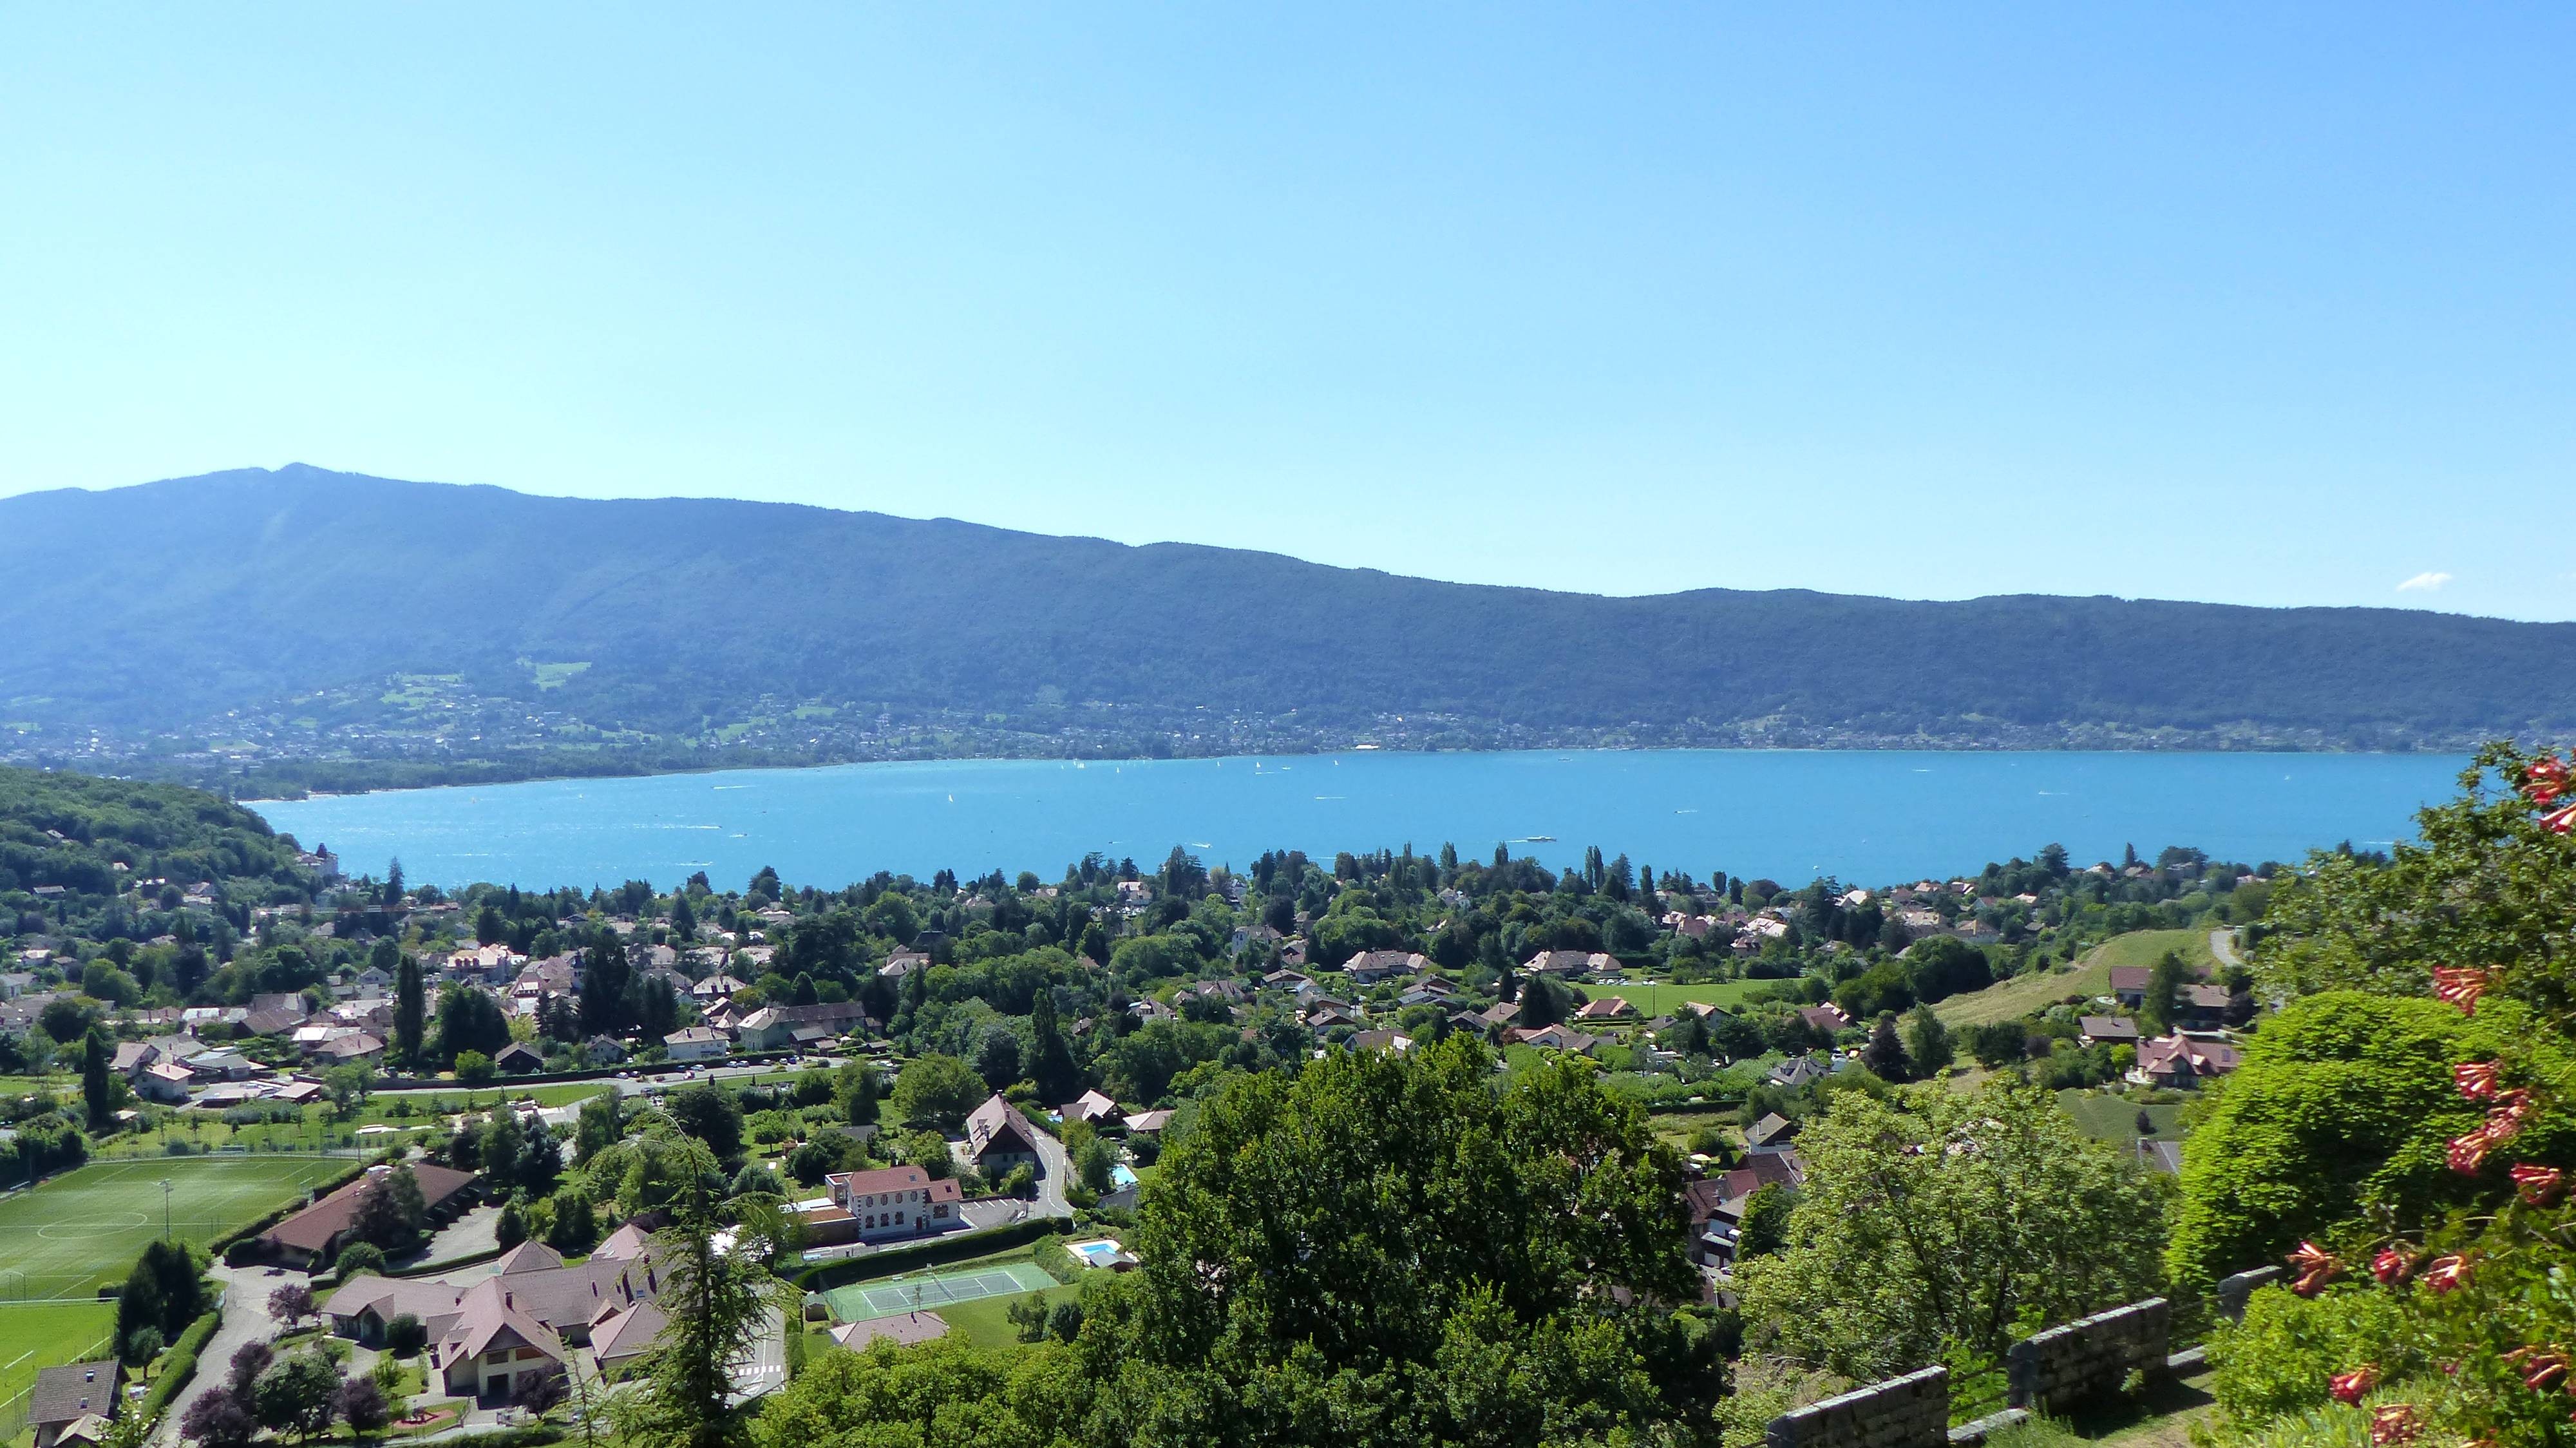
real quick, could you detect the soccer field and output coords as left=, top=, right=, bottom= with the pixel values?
left=0, top=1302, right=117, bottom=1409
left=0, top=1156, right=350, bottom=1299
left=825, top=1261, right=1056, bottom=1321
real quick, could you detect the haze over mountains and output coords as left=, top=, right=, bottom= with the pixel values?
left=5, top=465, right=2571, bottom=792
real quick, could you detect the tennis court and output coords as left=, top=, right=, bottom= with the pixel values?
left=826, top=1260, right=1057, bottom=1320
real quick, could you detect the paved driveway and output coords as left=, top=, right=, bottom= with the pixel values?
left=158, top=1263, right=284, bottom=1442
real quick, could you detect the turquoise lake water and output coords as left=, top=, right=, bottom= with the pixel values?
left=251, top=750, right=2474, bottom=892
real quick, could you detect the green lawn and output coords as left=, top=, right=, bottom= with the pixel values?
left=0, top=1302, right=117, bottom=1409
left=0, top=1156, right=348, bottom=1299
left=2056, top=1089, right=2187, bottom=1143
left=1935, top=928, right=2215, bottom=1029
left=938, top=1284, right=1078, bottom=1349
left=1589, top=980, right=1768, bottom=1015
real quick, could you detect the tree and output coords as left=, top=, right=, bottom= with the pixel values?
left=1737, top=1183, right=1795, bottom=1262
left=350, top=1177, right=412, bottom=1252
left=81, top=1028, right=117, bottom=1129
left=1904, top=937, right=1993, bottom=1003
left=334, top=1242, right=386, bottom=1282
left=393, top=953, right=424, bottom=1068
left=182, top=1387, right=258, bottom=1448
left=269, top=1281, right=317, bottom=1331
left=225, top=1341, right=274, bottom=1396
left=495, top=1192, right=531, bottom=1250
left=1027, top=991, right=1079, bottom=1104
left=1902, top=1004, right=1955, bottom=1077
left=384, top=1311, right=427, bottom=1358
left=433, top=984, right=509, bottom=1067
left=1110, top=1035, right=1718, bottom=1443
left=118, top=1239, right=204, bottom=1349
left=574, top=1092, right=627, bottom=1165
left=1735, top=1081, right=2168, bottom=1381
left=889, top=1054, right=985, bottom=1130
left=2164, top=989, right=2562, bottom=1288
left=972, top=1025, right=1022, bottom=1092
left=609, top=1138, right=789, bottom=1448
left=251, top=1351, right=342, bottom=1440
left=667, top=1081, right=745, bottom=1158
left=2139, top=949, right=2187, bottom=1036
left=547, top=1182, right=600, bottom=1255
left=1859, top=1012, right=1909, bottom=1081
left=334, top=1375, right=391, bottom=1440
left=453, top=1051, right=495, bottom=1085
left=1966, top=1020, right=2032, bottom=1070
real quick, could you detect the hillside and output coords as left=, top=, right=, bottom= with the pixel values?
left=0, top=765, right=316, bottom=926
left=5, top=465, right=2574, bottom=791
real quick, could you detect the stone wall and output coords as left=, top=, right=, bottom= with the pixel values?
left=1766, top=1366, right=1950, bottom=1448
left=2215, top=1266, right=2282, bottom=1321
left=2006, top=1297, right=2170, bottom=1412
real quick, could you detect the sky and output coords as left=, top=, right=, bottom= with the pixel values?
left=2, top=6, right=2570, bottom=620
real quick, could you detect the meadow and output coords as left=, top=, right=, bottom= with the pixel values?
left=1933, top=928, right=2217, bottom=1028
left=1586, top=979, right=1768, bottom=1015
left=0, top=1156, right=348, bottom=1299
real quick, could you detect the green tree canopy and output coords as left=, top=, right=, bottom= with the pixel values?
left=1736, top=1080, right=2169, bottom=1381
left=888, top=1053, right=987, bottom=1130
left=1101, top=1035, right=1719, bottom=1445
left=2165, top=991, right=2571, bottom=1288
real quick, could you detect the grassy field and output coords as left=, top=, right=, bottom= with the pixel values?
left=2057, top=1089, right=2187, bottom=1143
left=939, top=1284, right=1079, bottom=1349
left=0, top=1156, right=348, bottom=1299
left=1591, top=980, right=1770, bottom=1015
left=0, top=1302, right=117, bottom=1411
left=1935, top=928, right=2216, bottom=1029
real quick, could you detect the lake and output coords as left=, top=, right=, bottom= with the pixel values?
left=250, top=750, right=2474, bottom=892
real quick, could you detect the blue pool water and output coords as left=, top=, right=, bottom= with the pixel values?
left=252, top=749, right=2473, bottom=892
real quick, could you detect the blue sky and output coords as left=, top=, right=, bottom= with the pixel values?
left=3, top=6, right=2569, bottom=618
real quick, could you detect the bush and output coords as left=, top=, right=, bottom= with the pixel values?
left=2208, top=1285, right=2416, bottom=1428
left=386, top=1312, right=427, bottom=1358
left=140, top=1310, right=223, bottom=1420
left=336, top=1242, right=387, bottom=1282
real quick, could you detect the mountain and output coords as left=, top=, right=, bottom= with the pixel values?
left=3, top=464, right=2571, bottom=792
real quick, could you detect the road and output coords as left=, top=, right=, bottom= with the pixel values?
left=2209, top=927, right=2244, bottom=971
left=159, top=1263, right=281, bottom=1443
left=1030, top=1121, right=1072, bottom=1219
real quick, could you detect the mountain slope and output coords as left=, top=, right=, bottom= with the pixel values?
left=3, top=465, right=2571, bottom=786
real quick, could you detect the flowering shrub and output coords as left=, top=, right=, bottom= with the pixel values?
left=2235, top=744, right=2576, bottom=1446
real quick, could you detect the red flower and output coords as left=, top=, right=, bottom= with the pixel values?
left=2331, top=1366, right=2381, bottom=1403
left=2513, top=1164, right=2566, bottom=1206
left=2507, top=1346, right=2573, bottom=1393
left=2530, top=757, right=2572, bottom=805
left=2433, top=967, right=2493, bottom=1015
left=2485, top=1090, right=2535, bottom=1147
left=2450, top=1128, right=2497, bottom=1174
left=2369, top=1404, right=2422, bottom=1445
left=2422, top=1254, right=2472, bottom=1294
left=2371, top=1246, right=2418, bottom=1285
left=2289, top=1240, right=2342, bottom=1295
left=2545, top=801, right=2576, bottom=835
left=2454, top=1061, right=2504, bottom=1101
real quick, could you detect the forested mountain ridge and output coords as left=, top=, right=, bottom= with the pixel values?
left=4, top=464, right=2572, bottom=792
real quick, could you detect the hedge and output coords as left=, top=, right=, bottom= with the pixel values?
left=139, top=1307, right=223, bottom=1420
left=415, top=1428, right=564, bottom=1448
left=795, top=1217, right=1068, bottom=1291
